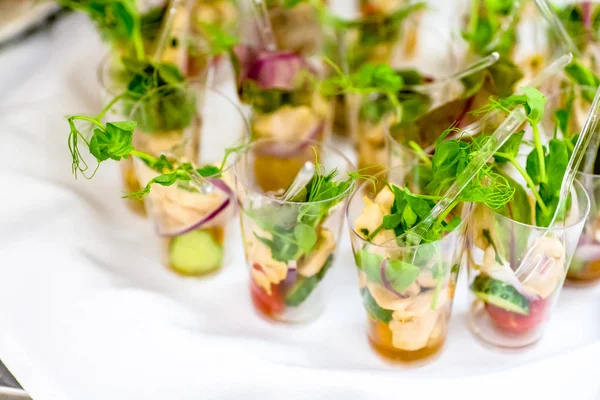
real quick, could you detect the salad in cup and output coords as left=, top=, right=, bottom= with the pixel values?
left=466, top=88, right=591, bottom=348
left=262, top=0, right=327, bottom=56
left=347, top=127, right=515, bottom=364
left=539, top=86, right=600, bottom=285
left=384, top=55, right=523, bottom=169
left=234, top=139, right=358, bottom=322
left=233, top=44, right=333, bottom=145
left=460, top=0, right=574, bottom=85
left=134, top=156, right=236, bottom=276
left=66, top=112, right=242, bottom=277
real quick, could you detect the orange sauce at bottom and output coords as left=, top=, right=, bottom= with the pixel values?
left=367, top=318, right=445, bottom=364
left=166, top=226, right=225, bottom=277
left=567, top=258, right=600, bottom=285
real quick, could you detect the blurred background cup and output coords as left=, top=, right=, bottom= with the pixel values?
left=346, top=164, right=468, bottom=365
left=234, top=138, right=355, bottom=323
left=570, top=171, right=600, bottom=284
left=336, top=2, right=461, bottom=171
left=536, top=85, right=600, bottom=285
left=455, top=0, right=577, bottom=88
left=133, top=86, right=249, bottom=277
left=466, top=179, right=590, bottom=349
left=384, top=96, right=503, bottom=171
left=97, top=34, right=213, bottom=215
left=265, top=0, right=328, bottom=56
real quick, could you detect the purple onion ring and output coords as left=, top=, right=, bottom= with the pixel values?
left=157, top=178, right=234, bottom=237
left=380, top=259, right=409, bottom=298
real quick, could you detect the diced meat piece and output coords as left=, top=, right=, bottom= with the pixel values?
left=389, top=308, right=439, bottom=351
left=298, top=228, right=336, bottom=277
left=374, top=186, right=395, bottom=213
left=253, top=105, right=320, bottom=141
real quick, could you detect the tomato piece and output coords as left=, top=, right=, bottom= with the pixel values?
left=250, top=264, right=284, bottom=316
left=486, top=298, right=548, bottom=335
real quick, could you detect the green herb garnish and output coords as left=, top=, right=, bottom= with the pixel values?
left=474, top=87, right=570, bottom=226
left=67, top=115, right=240, bottom=199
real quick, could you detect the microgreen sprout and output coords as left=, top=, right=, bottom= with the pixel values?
left=472, top=87, right=572, bottom=226
left=365, top=125, right=515, bottom=243
left=67, top=114, right=241, bottom=199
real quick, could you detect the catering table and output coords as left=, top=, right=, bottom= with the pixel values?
left=0, top=12, right=599, bottom=400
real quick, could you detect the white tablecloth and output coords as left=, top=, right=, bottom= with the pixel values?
left=1, top=13, right=600, bottom=400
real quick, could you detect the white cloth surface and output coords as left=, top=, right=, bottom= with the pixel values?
left=0, top=13, right=600, bottom=400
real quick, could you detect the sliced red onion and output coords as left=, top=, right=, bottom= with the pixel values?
left=283, top=266, right=298, bottom=288
left=247, top=52, right=310, bottom=91
left=233, top=44, right=312, bottom=91
left=157, top=178, right=234, bottom=237
left=583, top=2, right=592, bottom=31
left=255, top=121, right=324, bottom=157
left=380, top=259, right=409, bottom=298
left=233, top=44, right=258, bottom=86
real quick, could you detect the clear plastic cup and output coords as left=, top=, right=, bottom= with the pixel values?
left=346, top=165, right=468, bottom=364
left=233, top=48, right=334, bottom=146
left=569, top=172, right=600, bottom=285
left=266, top=0, right=327, bottom=56
left=384, top=106, right=503, bottom=169
left=97, top=42, right=211, bottom=215
left=136, top=160, right=236, bottom=277
left=549, top=1, right=600, bottom=73
left=466, top=179, right=590, bottom=349
left=132, top=87, right=249, bottom=277
left=457, top=0, right=573, bottom=83
left=338, top=3, right=460, bottom=167
left=233, top=138, right=355, bottom=323
left=535, top=86, right=600, bottom=286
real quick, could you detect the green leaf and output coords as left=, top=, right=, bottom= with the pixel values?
left=545, top=139, right=568, bottom=195
left=196, top=165, right=220, bottom=177
left=200, top=22, right=239, bottom=55
left=554, top=109, right=570, bottom=137
left=383, top=212, right=403, bottom=230
left=353, top=64, right=404, bottom=93
left=565, top=61, right=600, bottom=102
left=89, top=121, right=135, bottom=161
left=152, top=172, right=179, bottom=185
left=521, top=86, right=547, bottom=124
left=402, top=205, right=418, bottom=228
left=294, top=224, right=318, bottom=254
left=361, top=288, right=393, bottom=323
left=405, top=192, right=432, bottom=219
left=157, top=63, right=185, bottom=84
left=255, top=228, right=299, bottom=263
left=526, top=148, right=542, bottom=185
left=486, top=57, right=523, bottom=97
left=431, top=140, right=461, bottom=175
left=496, top=169, right=532, bottom=225
left=494, top=131, right=523, bottom=161
left=443, top=216, right=462, bottom=232
left=354, top=249, right=383, bottom=284
left=108, top=120, right=137, bottom=132
left=383, top=260, right=419, bottom=293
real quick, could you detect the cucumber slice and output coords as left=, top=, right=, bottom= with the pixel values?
left=471, top=275, right=530, bottom=315
left=170, top=230, right=223, bottom=275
